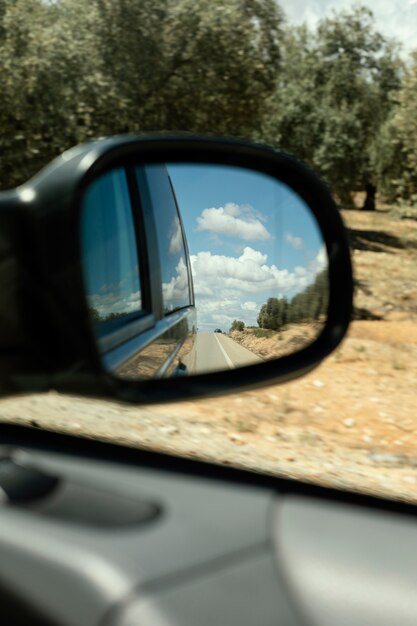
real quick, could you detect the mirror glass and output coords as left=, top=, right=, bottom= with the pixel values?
left=81, top=163, right=329, bottom=379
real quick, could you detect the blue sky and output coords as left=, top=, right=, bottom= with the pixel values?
left=168, top=164, right=327, bottom=331
left=82, top=165, right=327, bottom=329
left=281, top=0, right=417, bottom=57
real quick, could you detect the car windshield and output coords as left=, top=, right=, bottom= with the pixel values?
left=1, top=0, right=417, bottom=505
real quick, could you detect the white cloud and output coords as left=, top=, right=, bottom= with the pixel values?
left=191, top=246, right=312, bottom=296
left=242, top=301, right=258, bottom=311
left=191, top=245, right=329, bottom=329
left=87, top=244, right=329, bottom=331
left=169, top=216, right=183, bottom=255
left=197, top=297, right=258, bottom=331
left=286, top=233, right=304, bottom=250
left=281, top=0, right=417, bottom=56
left=212, top=313, right=237, bottom=327
left=310, top=245, right=328, bottom=274
left=162, top=257, right=189, bottom=311
left=87, top=257, right=192, bottom=319
left=87, top=289, right=142, bottom=319
left=197, top=202, right=271, bottom=241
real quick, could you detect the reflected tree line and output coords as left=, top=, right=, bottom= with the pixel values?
left=88, top=307, right=193, bottom=343
left=88, top=307, right=125, bottom=323
left=257, top=270, right=328, bottom=331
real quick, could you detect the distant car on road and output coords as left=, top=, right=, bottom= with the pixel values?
left=214, top=328, right=223, bottom=333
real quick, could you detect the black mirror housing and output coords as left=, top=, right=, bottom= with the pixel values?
left=0, top=134, right=353, bottom=403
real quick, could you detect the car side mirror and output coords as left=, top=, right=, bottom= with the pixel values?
left=0, top=135, right=353, bottom=403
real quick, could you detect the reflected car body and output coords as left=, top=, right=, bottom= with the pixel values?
left=81, top=163, right=197, bottom=379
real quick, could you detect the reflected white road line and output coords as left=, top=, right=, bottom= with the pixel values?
left=214, top=333, right=235, bottom=370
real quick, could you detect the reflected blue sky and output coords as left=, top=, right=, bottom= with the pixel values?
left=168, top=164, right=327, bottom=331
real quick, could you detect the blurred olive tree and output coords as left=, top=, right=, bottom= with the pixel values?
left=1, top=1, right=416, bottom=206
left=263, top=7, right=403, bottom=209
left=0, top=0, right=284, bottom=188
left=371, top=51, right=417, bottom=205
left=0, top=0, right=112, bottom=187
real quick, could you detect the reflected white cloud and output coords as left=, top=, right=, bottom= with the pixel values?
left=191, top=246, right=324, bottom=296
left=169, top=216, right=183, bottom=255
left=197, top=202, right=271, bottom=241
left=242, top=301, right=258, bottom=311
left=162, top=257, right=190, bottom=311
left=87, top=289, right=142, bottom=319
left=286, top=233, right=304, bottom=250
left=191, top=245, right=328, bottom=329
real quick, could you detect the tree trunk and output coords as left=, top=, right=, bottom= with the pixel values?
left=362, top=182, right=376, bottom=211
left=338, top=190, right=355, bottom=210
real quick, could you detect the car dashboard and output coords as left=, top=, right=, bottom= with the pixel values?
left=1, top=424, right=417, bottom=626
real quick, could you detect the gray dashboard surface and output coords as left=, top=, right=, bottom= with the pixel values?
left=2, top=440, right=417, bottom=626
left=115, top=552, right=301, bottom=626
left=0, top=444, right=302, bottom=626
left=278, top=496, right=417, bottom=626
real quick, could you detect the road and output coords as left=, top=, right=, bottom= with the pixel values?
left=184, top=332, right=263, bottom=375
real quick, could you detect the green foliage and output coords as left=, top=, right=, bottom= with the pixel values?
left=369, top=112, right=409, bottom=203
left=160, top=0, right=284, bottom=136
left=370, top=51, right=417, bottom=204
left=263, top=7, right=402, bottom=208
left=0, top=0, right=109, bottom=187
left=0, top=1, right=416, bottom=206
left=0, top=0, right=284, bottom=188
left=88, top=307, right=124, bottom=324
left=258, top=270, right=328, bottom=331
left=257, top=296, right=288, bottom=330
left=252, top=328, right=275, bottom=338
left=396, top=52, right=417, bottom=177
left=230, top=320, right=245, bottom=332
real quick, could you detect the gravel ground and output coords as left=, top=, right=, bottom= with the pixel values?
left=1, top=205, right=417, bottom=504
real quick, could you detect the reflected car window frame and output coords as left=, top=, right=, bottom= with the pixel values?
left=82, top=165, right=156, bottom=350
left=81, top=162, right=196, bottom=378
left=136, top=164, right=193, bottom=316
left=81, top=167, right=146, bottom=326
left=167, top=172, right=195, bottom=313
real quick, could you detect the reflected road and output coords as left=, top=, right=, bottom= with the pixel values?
left=184, top=332, right=263, bottom=374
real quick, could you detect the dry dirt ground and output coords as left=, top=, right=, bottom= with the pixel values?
left=1, top=203, right=417, bottom=503
left=229, top=322, right=323, bottom=360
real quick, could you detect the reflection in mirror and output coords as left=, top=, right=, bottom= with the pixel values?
left=81, top=168, right=143, bottom=322
left=168, top=164, right=328, bottom=375
left=81, top=163, right=329, bottom=380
